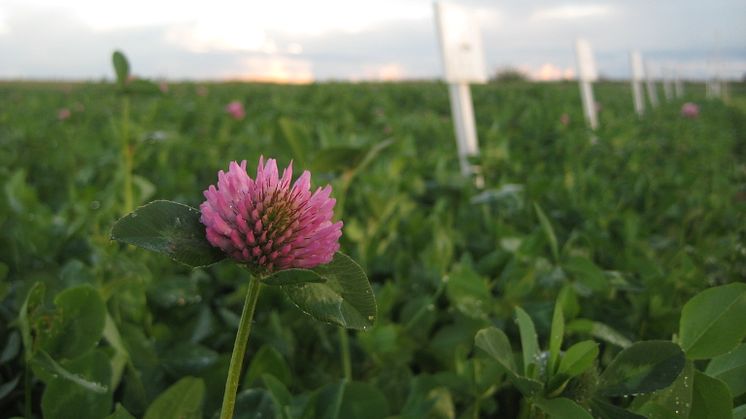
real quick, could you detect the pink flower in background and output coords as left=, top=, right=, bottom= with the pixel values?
left=57, top=108, right=71, bottom=120
left=200, top=157, right=342, bottom=272
left=159, top=81, right=169, bottom=93
left=560, top=113, right=570, bottom=126
left=225, top=100, right=245, bottom=120
left=681, top=102, right=699, bottom=119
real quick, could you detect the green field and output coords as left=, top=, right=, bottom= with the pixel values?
left=1, top=78, right=745, bottom=418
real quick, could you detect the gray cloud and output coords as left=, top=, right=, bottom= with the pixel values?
left=267, top=18, right=439, bottom=80
left=1, top=1, right=744, bottom=81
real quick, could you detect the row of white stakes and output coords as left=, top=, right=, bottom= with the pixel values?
left=433, top=2, right=724, bottom=178
left=578, top=41, right=695, bottom=130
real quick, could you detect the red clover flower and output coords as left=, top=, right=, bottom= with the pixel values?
left=200, top=157, right=342, bottom=273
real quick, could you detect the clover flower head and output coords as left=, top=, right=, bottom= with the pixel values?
left=681, top=102, right=699, bottom=119
left=200, top=157, right=342, bottom=272
left=225, top=101, right=245, bottom=120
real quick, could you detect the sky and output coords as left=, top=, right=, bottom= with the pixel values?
left=0, top=0, right=744, bottom=82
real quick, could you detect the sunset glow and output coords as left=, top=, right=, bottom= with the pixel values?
left=230, top=56, right=315, bottom=84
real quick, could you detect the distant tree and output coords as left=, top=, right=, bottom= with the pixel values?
left=491, top=67, right=529, bottom=83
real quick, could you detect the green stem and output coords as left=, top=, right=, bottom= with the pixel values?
left=334, top=176, right=353, bottom=382
left=404, top=279, right=446, bottom=331
left=121, top=96, right=133, bottom=214
left=24, top=364, right=31, bottom=419
left=220, top=277, right=262, bottom=419
left=339, top=328, right=352, bottom=381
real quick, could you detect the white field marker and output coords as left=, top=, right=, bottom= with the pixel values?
left=434, top=1, right=487, bottom=177
left=645, top=61, right=659, bottom=107
left=674, top=70, right=684, bottom=98
left=630, top=50, right=645, bottom=116
left=707, top=78, right=722, bottom=99
left=574, top=38, right=598, bottom=130
left=713, top=79, right=723, bottom=98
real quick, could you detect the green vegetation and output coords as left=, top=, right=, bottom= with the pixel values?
left=0, top=72, right=744, bottom=418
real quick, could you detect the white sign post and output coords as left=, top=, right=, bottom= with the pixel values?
left=574, top=38, right=599, bottom=130
left=434, top=1, right=487, bottom=177
left=645, top=62, right=659, bottom=108
left=630, top=50, right=645, bottom=116
left=674, top=70, right=684, bottom=98
left=706, top=78, right=722, bottom=99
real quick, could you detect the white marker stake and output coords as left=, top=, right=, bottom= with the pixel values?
left=714, top=79, right=723, bottom=98
left=707, top=78, right=720, bottom=99
left=674, top=70, right=684, bottom=98
left=448, top=83, right=479, bottom=173
left=630, top=50, right=645, bottom=116
left=645, top=62, right=659, bottom=107
left=434, top=1, right=487, bottom=177
left=574, top=38, right=598, bottom=130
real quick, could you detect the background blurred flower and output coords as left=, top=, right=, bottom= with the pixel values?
left=681, top=102, right=700, bottom=119
left=200, top=157, right=342, bottom=272
left=57, top=108, right=71, bottom=120
left=560, top=113, right=570, bottom=126
left=225, top=100, right=245, bottom=120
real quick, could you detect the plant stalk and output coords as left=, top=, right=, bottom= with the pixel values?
left=332, top=177, right=354, bottom=383
left=339, top=328, right=352, bottom=381
left=24, top=364, right=31, bottom=419
left=121, top=96, right=134, bottom=214
left=220, top=276, right=262, bottom=419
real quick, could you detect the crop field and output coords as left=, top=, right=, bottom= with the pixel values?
left=0, top=76, right=745, bottom=418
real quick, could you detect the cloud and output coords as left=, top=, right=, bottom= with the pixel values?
left=0, top=6, right=310, bottom=80
left=521, top=63, right=575, bottom=81
left=164, top=23, right=268, bottom=53
left=282, top=17, right=440, bottom=80
left=354, top=63, right=407, bottom=81
left=0, top=0, right=744, bottom=81
left=530, top=5, right=613, bottom=21
left=287, top=43, right=303, bottom=55
left=0, top=9, right=8, bottom=35
left=14, top=0, right=431, bottom=35
left=230, top=56, right=314, bottom=83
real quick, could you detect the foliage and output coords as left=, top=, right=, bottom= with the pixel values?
left=491, top=67, right=530, bottom=83
left=0, top=51, right=744, bottom=417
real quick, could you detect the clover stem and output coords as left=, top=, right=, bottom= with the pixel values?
left=334, top=182, right=352, bottom=382
left=24, top=364, right=31, bottom=418
left=121, top=95, right=134, bottom=214
left=220, top=276, right=262, bottom=419
left=339, top=328, right=352, bottom=381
